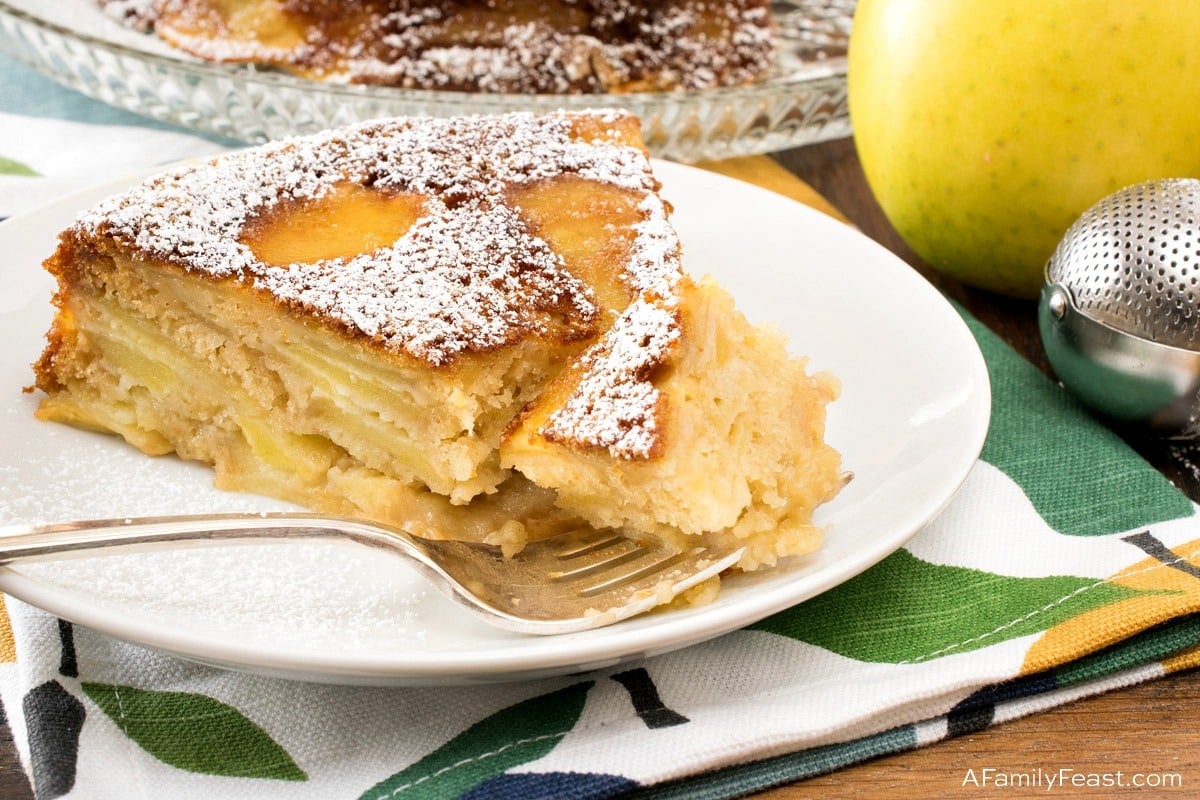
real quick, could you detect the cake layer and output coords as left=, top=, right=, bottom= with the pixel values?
left=36, top=245, right=586, bottom=546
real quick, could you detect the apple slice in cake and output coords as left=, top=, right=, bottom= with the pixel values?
left=33, top=110, right=841, bottom=575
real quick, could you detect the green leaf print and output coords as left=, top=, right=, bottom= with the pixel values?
left=0, top=155, right=38, bottom=176
left=961, top=310, right=1193, bottom=535
left=750, top=549, right=1173, bottom=663
left=358, top=681, right=593, bottom=800
left=81, top=683, right=306, bottom=781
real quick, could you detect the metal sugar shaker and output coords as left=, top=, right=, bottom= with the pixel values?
left=1039, top=178, right=1200, bottom=437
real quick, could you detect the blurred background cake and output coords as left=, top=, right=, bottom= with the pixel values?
left=96, top=0, right=776, bottom=93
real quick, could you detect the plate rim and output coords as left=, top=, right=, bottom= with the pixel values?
left=0, top=160, right=991, bottom=685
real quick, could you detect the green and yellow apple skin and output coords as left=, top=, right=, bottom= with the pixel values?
left=848, top=1, right=1200, bottom=297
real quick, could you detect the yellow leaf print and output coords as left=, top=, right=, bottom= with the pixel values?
left=1022, top=535, right=1200, bottom=675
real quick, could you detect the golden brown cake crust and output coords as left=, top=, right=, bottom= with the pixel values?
left=517, top=290, right=682, bottom=459
left=40, top=110, right=687, bottom=459
left=101, top=0, right=774, bottom=93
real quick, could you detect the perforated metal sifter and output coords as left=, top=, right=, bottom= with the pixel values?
left=1039, top=178, right=1200, bottom=437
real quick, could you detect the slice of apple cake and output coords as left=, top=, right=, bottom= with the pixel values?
left=32, top=110, right=841, bottom=575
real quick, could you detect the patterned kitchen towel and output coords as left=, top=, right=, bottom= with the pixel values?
left=3, top=53, right=1200, bottom=800
left=2, top=312, right=1198, bottom=800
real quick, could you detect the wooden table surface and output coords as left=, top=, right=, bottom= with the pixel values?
left=2, top=135, right=1197, bottom=798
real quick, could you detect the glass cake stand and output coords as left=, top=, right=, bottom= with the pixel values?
left=0, top=0, right=853, bottom=162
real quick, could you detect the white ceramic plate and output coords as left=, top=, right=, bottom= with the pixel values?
left=0, top=161, right=990, bottom=685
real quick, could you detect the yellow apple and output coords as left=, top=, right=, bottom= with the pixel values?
left=848, top=1, right=1200, bottom=297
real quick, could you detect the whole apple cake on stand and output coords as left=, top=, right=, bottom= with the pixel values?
left=95, top=0, right=776, bottom=93
left=32, top=110, right=842, bottom=595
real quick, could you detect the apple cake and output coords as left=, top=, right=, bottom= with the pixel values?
left=32, top=110, right=842, bottom=575
left=96, top=0, right=775, bottom=93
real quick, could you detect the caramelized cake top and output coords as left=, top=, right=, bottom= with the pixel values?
left=121, top=0, right=774, bottom=93
left=67, top=110, right=683, bottom=458
left=540, top=297, right=681, bottom=458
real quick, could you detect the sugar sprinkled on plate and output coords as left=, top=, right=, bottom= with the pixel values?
left=16, top=540, right=440, bottom=649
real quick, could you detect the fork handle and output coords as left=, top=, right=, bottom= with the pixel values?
left=0, top=513, right=410, bottom=565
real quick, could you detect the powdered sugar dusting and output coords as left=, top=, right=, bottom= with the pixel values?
left=95, top=0, right=156, bottom=31
left=256, top=198, right=593, bottom=364
left=15, top=541, right=438, bottom=648
left=626, top=194, right=683, bottom=297
left=533, top=189, right=687, bottom=458
left=543, top=298, right=681, bottom=459
left=73, top=111, right=670, bottom=367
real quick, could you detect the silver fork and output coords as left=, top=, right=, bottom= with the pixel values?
left=0, top=514, right=744, bottom=635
